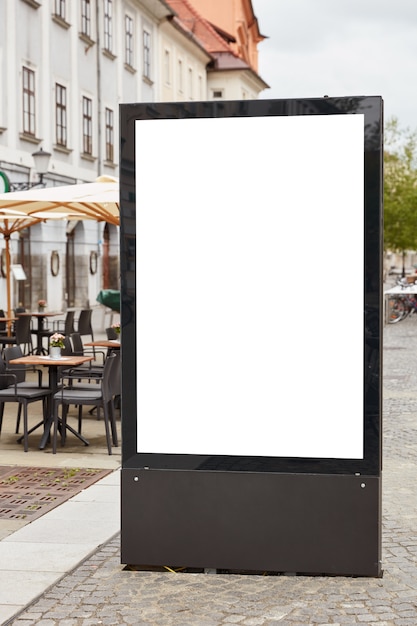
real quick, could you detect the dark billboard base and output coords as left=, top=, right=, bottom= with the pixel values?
left=121, top=468, right=381, bottom=577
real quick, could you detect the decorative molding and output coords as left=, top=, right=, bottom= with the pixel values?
left=124, top=63, right=136, bottom=75
left=142, top=75, right=154, bottom=87
left=53, top=144, right=73, bottom=155
left=79, top=33, right=95, bottom=48
left=52, top=14, right=71, bottom=30
left=21, top=0, right=41, bottom=8
left=102, top=49, right=117, bottom=61
left=80, top=153, right=96, bottom=163
left=19, top=133, right=41, bottom=145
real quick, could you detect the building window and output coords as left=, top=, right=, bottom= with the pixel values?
left=212, top=89, right=224, bottom=99
left=105, top=108, right=114, bottom=162
left=164, top=49, right=170, bottom=85
left=125, top=15, right=134, bottom=67
left=198, top=75, right=203, bottom=100
left=104, top=0, right=113, bottom=52
left=178, top=59, right=183, bottom=93
left=55, top=83, right=67, bottom=147
left=54, top=0, right=66, bottom=19
left=143, top=29, right=151, bottom=79
left=82, top=96, right=93, bottom=155
left=81, top=0, right=91, bottom=38
left=188, top=68, right=193, bottom=99
left=22, top=67, right=36, bottom=136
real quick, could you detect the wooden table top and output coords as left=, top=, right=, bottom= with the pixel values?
left=84, top=340, right=120, bottom=348
left=10, top=355, right=94, bottom=366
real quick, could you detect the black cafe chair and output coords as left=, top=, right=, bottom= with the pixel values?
left=53, top=310, right=76, bottom=336
left=3, top=345, right=45, bottom=435
left=106, top=326, right=118, bottom=340
left=0, top=355, right=50, bottom=452
left=77, top=309, right=95, bottom=357
left=77, top=309, right=94, bottom=343
left=0, top=310, right=8, bottom=338
left=68, top=332, right=105, bottom=379
left=0, top=315, right=33, bottom=355
left=4, top=345, right=44, bottom=390
left=52, top=352, right=118, bottom=454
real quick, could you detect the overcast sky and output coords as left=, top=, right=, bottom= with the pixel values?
left=253, top=0, right=417, bottom=131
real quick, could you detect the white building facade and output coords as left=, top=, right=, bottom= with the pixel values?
left=0, top=0, right=267, bottom=313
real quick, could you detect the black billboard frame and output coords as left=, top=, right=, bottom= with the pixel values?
left=120, top=96, right=383, bottom=576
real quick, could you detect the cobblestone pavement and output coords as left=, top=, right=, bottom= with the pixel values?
left=8, top=319, right=417, bottom=626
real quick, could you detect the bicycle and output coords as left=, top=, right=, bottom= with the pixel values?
left=387, top=292, right=417, bottom=323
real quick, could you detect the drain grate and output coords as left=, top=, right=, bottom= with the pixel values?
left=0, top=466, right=112, bottom=521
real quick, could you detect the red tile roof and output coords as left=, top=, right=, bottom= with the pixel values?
left=167, top=0, right=248, bottom=62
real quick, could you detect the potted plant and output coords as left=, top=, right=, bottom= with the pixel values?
left=111, top=322, right=120, bottom=339
left=49, top=332, right=65, bottom=359
left=38, top=299, right=47, bottom=312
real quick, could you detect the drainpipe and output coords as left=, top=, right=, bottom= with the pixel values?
left=96, top=0, right=102, bottom=176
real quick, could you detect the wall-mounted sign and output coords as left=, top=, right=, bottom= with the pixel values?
left=50, top=251, right=60, bottom=276
left=11, top=264, right=26, bottom=280
left=0, top=171, right=10, bottom=193
left=89, top=250, right=98, bottom=275
left=1, top=249, right=7, bottom=278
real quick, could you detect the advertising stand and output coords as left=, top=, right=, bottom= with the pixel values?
left=120, top=96, right=383, bottom=576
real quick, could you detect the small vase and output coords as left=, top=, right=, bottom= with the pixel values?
left=38, top=306, right=45, bottom=313
left=49, top=346, right=61, bottom=360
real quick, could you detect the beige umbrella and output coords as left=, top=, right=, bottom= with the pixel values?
left=0, top=176, right=119, bottom=324
left=0, top=175, right=119, bottom=225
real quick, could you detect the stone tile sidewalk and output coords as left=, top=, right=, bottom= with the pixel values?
left=7, top=318, right=417, bottom=626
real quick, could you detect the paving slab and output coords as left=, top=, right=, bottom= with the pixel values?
left=5, top=316, right=417, bottom=625
left=0, top=469, right=120, bottom=624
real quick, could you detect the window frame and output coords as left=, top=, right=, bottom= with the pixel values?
left=82, top=96, right=93, bottom=155
left=188, top=67, right=193, bottom=100
left=81, top=0, right=91, bottom=38
left=104, top=0, right=113, bottom=53
left=125, top=14, right=134, bottom=67
left=105, top=107, right=114, bottom=163
left=55, top=83, right=67, bottom=147
left=164, top=49, right=171, bottom=85
left=54, top=0, right=66, bottom=19
left=22, top=66, right=36, bottom=136
left=143, top=29, right=151, bottom=80
left=177, top=58, right=183, bottom=94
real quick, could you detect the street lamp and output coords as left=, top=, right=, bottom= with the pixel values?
left=30, top=148, right=51, bottom=185
left=2, top=148, right=52, bottom=192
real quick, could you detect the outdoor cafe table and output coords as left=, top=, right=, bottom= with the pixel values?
left=18, top=311, right=62, bottom=355
left=9, top=353, right=94, bottom=450
left=0, top=316, right=16, bottom=336
left=84, top=340, right=120, bottom=349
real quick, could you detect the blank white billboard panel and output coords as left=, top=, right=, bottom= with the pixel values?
left=135, top=113, right=364, bottom=459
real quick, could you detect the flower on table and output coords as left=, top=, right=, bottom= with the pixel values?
left=111, top=322, right=120, bottom=335
left=50, top=332, right=65, bottom=348
left=38, top=299, right=47, bottom=307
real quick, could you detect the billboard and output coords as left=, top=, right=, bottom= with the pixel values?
left=120, top=97, right=383, bottom=575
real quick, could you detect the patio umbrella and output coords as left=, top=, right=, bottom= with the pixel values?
left=96, top=289, right=120, bottom=312
left=0, top=210, right=45, bottom=330
left=0, top=175, right=119, bottom=225
left=0, top=176, right=119, bottom=323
